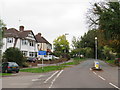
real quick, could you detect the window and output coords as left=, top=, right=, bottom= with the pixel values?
left=22, top=51, right=28, bottom=56
left=29, top=52, right=34, bottom=57
left=29, top=41, right=34, bottom=47
left=22, top=40, right=28, bottom=45
left=7, top=38, right=13, bottom=43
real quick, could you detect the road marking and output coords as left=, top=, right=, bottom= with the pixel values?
left=44, top=71, right=59, bottom=83
left=32, top=79, right=40, bottom=81
left=98, top=75, right=106, bottom=81
left=49, top=70, right=64, bottom=88
left=109, top=83, right=119, bottom=89
left=90, top=68, right=92, bottom=71
left=93, top=71, right=97, bottom=75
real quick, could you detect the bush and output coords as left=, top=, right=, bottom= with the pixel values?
left=2, top=47, right=25, bottom=66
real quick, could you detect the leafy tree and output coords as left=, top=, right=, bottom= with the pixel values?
left=102, top=46, right=115, bottom=60
left=53, top=35, right=69, bottom=57
left=87, top=1, right=120, bottom=54
left=3, top=47, right=26, bottom=66
left=0, top=19, right=6, bottom=49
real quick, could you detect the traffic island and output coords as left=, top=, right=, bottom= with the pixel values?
left=91, top=61, right=102, bottom=71
left=91, top=67, right=102, bottom=71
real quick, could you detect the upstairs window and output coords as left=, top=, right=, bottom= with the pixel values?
left=29, top=41, right=34, bottom=47
left=22, top=40, right=28, bottom=45
left=7, top=38, right=13, bottom=43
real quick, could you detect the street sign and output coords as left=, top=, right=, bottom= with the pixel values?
left=94, top=61, right=99, bottom=69
left=38, top=51, right=46, bottom=55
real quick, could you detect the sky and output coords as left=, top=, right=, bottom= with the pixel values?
left=0, top=0, right=103, bottom=48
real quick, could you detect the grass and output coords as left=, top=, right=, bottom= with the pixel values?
left=61, top=62, right=75, bottom=65
left=20, top=65, right=68, bottom=73
left=73, top=57, right=86, bottom=65
left=0, top=73, right=12, bottom=76
left=106, top=60, right=115, bottom=64
left=61, top=57, right=86, bottom=65
left=20, top=57, right=86, bottom=73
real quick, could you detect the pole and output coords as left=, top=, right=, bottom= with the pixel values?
left=95, top=37, right=97, bottom=60
left=96, top=39, right=97, bottom=60
left=42, top=55, right=44, bottom=70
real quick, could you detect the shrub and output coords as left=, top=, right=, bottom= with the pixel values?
left=2, top=47, right=25, bottom=66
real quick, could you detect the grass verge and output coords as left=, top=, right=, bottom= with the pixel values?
left=0, top=73, right=12, bottom=76
left=73, top=57, right=86, bottom=65
left=61, top=57, right=86, bottom=66
left=20, top=65, right=68, bottom=73
left=106, top=60, right=115, bottom=65
left=61, top=62, right=75, bottom=65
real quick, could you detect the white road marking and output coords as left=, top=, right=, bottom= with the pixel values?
left=32, top=79, right=40, bottom=81
left=93, top=71, right=97, bottom=75
left=44, top=71, right=59, bottom=83
left=98, top=75, right=106, bottom=81
left=49, top=70, right=64, bottom=88
left=89, top=68, right=92, bottom=71
left=109, top=83, right=119, bottom=89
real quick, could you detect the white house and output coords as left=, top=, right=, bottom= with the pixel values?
left=1, top=26, right=38, bottom=57
left=35, top=33, right=52, bottom=52
left=1, top=26, right=52, bottom=58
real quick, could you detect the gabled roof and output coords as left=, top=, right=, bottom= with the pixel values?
left=3, top=27, right=37, bottom=41
left=35, top=33, right=51, bottom=45
left=4, top=28, right=19, bottom=38
left=18, top=30, right=32, bottom=38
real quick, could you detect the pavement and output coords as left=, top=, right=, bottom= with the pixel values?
left=2, top=59, right=119, bottom=89
left=22, top=59, right=73, bottom=69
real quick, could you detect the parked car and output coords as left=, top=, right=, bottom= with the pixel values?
left=42, top=55, right=59, bottom=60
left=26, top=57, right=37, bottom=63
left=2, top=62, right=20, bottom=73
left=43, top=55, right=53, bottom=60
left=53, top=56, right=59, bottom=59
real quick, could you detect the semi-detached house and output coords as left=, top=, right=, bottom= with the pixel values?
left=1, top=26, right=52, bottom=58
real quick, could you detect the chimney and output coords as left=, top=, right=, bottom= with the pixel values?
left=2, top=27, right=7, bottom=31
left=19, top=26, right=24, bottom=31
left=38, top=33, right=41, bottom=36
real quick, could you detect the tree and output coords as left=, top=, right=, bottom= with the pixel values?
left=87, top=1, right=120, bottom=54
left=102, top=45, right=115, bottom=60
left=0, top=19, right=6, bottom=49
left=3, top=47, right=26, bottom=66
left=53, top=35, right=69, bottom=57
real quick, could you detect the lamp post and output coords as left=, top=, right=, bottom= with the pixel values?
left=62, top=33, right=69, bottom=53
left=95, top=37, right=97, bottom=60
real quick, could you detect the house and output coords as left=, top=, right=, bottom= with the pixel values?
left=2, top=26, right=38, bottom=57
left=35, top=33, right=52, bottom=54
left=1, top=26, right=52, bottom=59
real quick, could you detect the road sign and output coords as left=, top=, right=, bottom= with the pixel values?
left=38, top=51, right=46, bottom=55
left=94, top=61, right=99, bottom=69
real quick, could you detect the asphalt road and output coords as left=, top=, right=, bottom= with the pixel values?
left=2, top=59, right=119, bottom=89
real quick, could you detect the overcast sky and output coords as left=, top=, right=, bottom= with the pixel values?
left=0, top=0, right=103, bottom=47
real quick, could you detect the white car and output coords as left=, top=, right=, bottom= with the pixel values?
left=42, top=55, right=59, bottom=60
left=53, top=56, right=59, bottom=59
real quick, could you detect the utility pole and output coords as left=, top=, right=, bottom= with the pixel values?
left=95, top=37, right=97, bottom=60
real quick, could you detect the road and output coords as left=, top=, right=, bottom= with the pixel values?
left=2, top=59, right=119, bottom=89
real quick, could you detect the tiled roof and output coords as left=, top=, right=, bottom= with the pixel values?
left=3, top=27, right=36, bottom=41
left=4, top=28, right=19, bottom=38
left=35, top=33, right=51, bottom=45
left=18, top=30, right=32, bottom=38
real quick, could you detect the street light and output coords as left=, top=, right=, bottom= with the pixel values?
left=64, top=33, right=69, bottom=53
left=95, top=37, right=97, bottom=60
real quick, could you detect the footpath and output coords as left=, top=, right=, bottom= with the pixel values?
left=22, top=59, right=73, bottom=69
